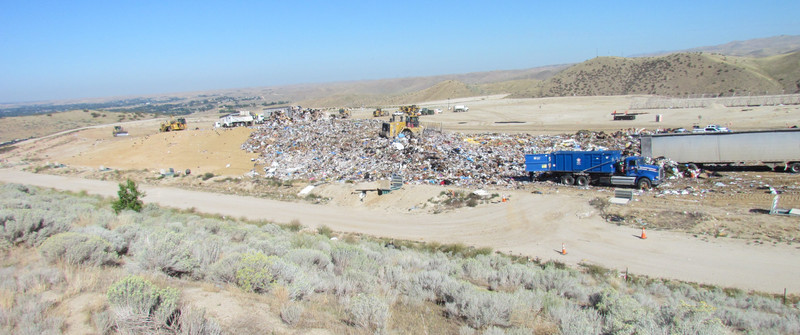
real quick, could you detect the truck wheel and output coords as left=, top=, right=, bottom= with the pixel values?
left=561, top=175, right=575, bottom=185
left=789, top=163, right=800, bottom=174
left=687, top=163, right=699, bottom=171
left=636, top=178, right=652, bottom=190
left=575, top=175, right=589, bottom=186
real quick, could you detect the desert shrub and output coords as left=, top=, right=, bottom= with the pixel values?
left=178, top=306, right=222, bottom=335
left=331, top=244, right=380, bottom=275
left=7, top=265, right=64, bottom=294
left=445, top=289, right=514, bottom=329
left=284, top=219, right=303, bottom=232
left=112, top=179, right=144, bottom=214
left=0, top=209, right=72, bottom=247
left=39, top=232, right=118, bottom=266
left=317, top=224, right=333, bottom=237
left=75, top=225, right=128, bottom=254
left=284, top=248, right=331, bottom=272
left=131, top=231, right=197, bottom=278
left=549, top=303, right=602, bottom=335
left=200, top=172, right=214, bottom=181
left=593, top=288, right=646, bottom=335
left=206, top=253, right=243, bottom=284
left=106, top=275, right=180, bottom=333
left=235, top=251, right=278, bottom=293
left=0, top=293, right=64, bottom=335
left=662, top=301, right=728, bottom=334
left=190, top=237, right=222, bottom=278
left=346, top=294, right=390, bottom=333
left=290, top=233, right=326, bottom=249
left=280, top=302, right=304, bottom=327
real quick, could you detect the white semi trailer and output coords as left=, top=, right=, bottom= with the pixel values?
left=640, top=129, right=800, bottom=173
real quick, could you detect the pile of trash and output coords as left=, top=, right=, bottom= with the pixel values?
left=242, top=119, right=647, bottom=188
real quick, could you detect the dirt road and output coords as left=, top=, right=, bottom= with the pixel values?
left=2, top=168, right=797, bottom=294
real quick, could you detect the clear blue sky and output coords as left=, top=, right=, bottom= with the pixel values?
left=1, top=1, right=798, bottom=103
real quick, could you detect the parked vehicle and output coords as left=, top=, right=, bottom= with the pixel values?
left=640, top=129, right=800, bottom=172
left=216, top=111, right=254, bottom=128
left=453, top=105, right=469, bottom=113
left=525, top=150, right=662, bottom=189
left=692, top=124, right=731, bottom=133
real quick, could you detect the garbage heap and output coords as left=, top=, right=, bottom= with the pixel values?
left=242, top=119, right=646, bottom=188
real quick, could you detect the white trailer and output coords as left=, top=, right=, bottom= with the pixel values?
left=640, top=129, right=800, bottom=172
left=453, top=105, right=469, bottom=112
left=217, top=111, right=254, bottom=128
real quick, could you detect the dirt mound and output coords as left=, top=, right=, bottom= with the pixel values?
left=33, top=123, right=258, bottom=176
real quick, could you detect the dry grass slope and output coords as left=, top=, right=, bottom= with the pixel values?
left=522, top=52, right=800, bottom=98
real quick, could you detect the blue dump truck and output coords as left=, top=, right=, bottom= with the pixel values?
left=525, top=150, right=663, bottom=189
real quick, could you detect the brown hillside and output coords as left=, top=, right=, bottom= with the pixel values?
left=525, top=52, right=795, bottom=98
left=750, top=51, right=800, bottom=93
left=0, top=110, right=155, bottom=142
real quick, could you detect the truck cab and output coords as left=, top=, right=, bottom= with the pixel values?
left=620, top=156, right=662, bottom=189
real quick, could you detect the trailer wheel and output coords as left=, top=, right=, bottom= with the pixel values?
left=575, top=175, right=589, bottom=187
left=636, top=178, right=652, bottom=190
left=789, top=163, right=800, bottom=174
left=561, top=175, right=575, bottom=185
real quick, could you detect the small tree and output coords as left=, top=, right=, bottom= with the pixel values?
left=112, top=179, right=144, bottom=214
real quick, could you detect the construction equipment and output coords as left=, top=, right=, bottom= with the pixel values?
left=525, top=150, right=663, bottom=189
left=337, top=108, right=351, bottom=119
left=373, top=108, right=388, bottom=117
left=160, top=117, right=187, bottom=132
left=379, top=114, right=423, bottom=138
left=399, top=105, right=420, bottom=116
left=112, top=126, right=128, bottom=137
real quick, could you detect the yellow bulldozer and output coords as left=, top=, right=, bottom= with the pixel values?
left=398, top=105, right=420, bottom=116
left=337, top=108, right=351, bottom=119
left=379, top=114, right=423, bottom=138
left=372, top=108, right=388, bottom=117
left=160, top=117, right=187, bottom=132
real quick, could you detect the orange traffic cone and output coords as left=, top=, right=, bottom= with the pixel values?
left=640, top=226, right=647, bottom=239
left=561, top=243, right=567, bottom=255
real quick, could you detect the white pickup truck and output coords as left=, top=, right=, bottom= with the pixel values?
left=692, top=124, right=731, bottom=133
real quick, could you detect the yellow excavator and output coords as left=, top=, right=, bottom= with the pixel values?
left=160, top=117, right=187, bottom=132
left=379, top=114, right=423, bottom=138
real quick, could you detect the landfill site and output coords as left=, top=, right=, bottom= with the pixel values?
left=2, top=94, right=800, bottom=293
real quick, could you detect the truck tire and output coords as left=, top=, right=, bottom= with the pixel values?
left=789, top=163, right=800, bottom=174
left=575, top=175, right=589, bottom=186
left=636, top=178, right=652, bottom=190
left=561, top=174, right=575, bottom=185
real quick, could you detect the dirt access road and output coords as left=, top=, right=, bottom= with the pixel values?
left=2, top=168, right=797, bottom=294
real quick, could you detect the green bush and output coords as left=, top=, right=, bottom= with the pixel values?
left=112, top=179, right=144, bottom=214
left=106, top=275, right=180, bottom=332
left=235, top=251, right=278, bottom=293
left=39, top=232, right=118, bottom=266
